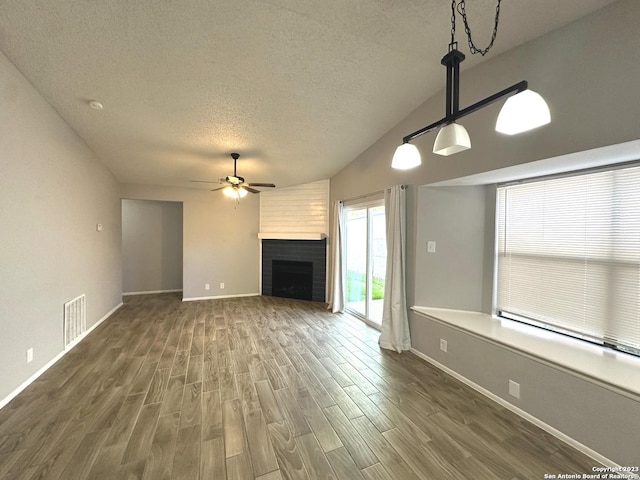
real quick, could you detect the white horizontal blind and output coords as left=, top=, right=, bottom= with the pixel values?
left=496, top=165, right=640, bottom=356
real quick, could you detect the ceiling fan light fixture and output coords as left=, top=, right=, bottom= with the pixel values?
left=191, top=153, right=276, bottom=200
left=495, top=89, right=551, bottom=135
left=391, top=143, right=421, bottom=170
left=433, top=122, right=471, bottom=156
left=223, top=186, right=248, bottom=199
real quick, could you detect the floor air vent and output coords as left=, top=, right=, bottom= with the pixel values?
left=64, top=294, right=86, bottom=349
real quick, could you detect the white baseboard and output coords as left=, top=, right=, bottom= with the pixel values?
left=182, top=293, right=260, bottom=302
left=123, top=289, right=182, bottom=296
left=0, top=301, right=123, bottom=411
left=409, top=348, right=618, bottom=468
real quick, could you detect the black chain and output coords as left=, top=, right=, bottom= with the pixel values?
left=449, top=0, right=457, bottom=50
left=456, top=0, right=502, bottom=56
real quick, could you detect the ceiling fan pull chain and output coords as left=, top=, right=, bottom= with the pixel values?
left=457, top=0, right=502, bottom=56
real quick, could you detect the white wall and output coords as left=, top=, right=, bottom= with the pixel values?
left=121, top=184, right=260, bottom=300
left=122, top=199, right=183, bottom=294
left=0, top=51, right=122, bottom=402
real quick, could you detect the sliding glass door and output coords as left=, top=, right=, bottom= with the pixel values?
left=345, top=201, right=386, bottom=327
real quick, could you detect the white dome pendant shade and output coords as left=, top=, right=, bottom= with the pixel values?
left=433, top=122, right=471, bottom=156
left=495, top=89, right=551, bottom=135
left=391, top=142, right=422, bottom=170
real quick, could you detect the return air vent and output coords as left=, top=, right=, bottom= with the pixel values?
left=64, top=294, right=86, bottom=349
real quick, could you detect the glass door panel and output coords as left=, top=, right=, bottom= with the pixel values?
left=345, top=208, right=367, bottom=316
left=345, top=202, right=386, bottom=327
left=369, top=205, right=386, bottom=325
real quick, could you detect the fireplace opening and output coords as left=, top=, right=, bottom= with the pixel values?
left=272, top=260, right=313, bottom=301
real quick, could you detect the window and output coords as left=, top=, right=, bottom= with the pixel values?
left=496, top=164, right=640, bottom=357
left=344, top=201, right=386, bottom=327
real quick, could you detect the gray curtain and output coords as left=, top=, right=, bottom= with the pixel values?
left=379, top=185, right=411, bottom=352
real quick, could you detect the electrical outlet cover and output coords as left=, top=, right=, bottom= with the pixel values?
left=508, top=380, right=520, bottom=399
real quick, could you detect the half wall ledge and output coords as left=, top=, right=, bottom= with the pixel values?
left=411, top=306, right=640, bottom=399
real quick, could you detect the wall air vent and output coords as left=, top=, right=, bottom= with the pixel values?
left=64, top=294, right=86, bottom=349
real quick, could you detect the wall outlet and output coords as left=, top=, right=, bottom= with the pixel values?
left=220, top=283, right=225, bottom=289
left=427, top=241, right=436, bottom=253
left=508, top=379, right=520, bottom=399
left=96, top=223, right=103, bottom=232
left=27, top=348, right=33, bottom=363
left=205, top=283, right=210, bottom=290
left=439, top=339, right=447, bottom=353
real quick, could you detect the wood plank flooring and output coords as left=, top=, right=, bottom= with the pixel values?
left=0, top=293, right=597, bottom=479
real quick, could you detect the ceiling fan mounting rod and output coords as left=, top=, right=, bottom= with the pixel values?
left=230, top=152, right=240, bottom=177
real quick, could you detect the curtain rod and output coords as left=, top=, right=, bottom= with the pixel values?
left=341, top=184, right=407, bottom=203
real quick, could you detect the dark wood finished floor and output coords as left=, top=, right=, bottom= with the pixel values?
left=0, top=294, right=597, bottom=479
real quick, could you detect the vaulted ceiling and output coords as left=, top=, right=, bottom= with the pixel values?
left=0, top=0, right=619, bottom=189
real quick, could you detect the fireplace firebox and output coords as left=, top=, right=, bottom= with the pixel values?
left=272, top=260, right=313, bottom=301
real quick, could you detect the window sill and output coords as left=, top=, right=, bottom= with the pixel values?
left=411, top=306, right=640, bottom=400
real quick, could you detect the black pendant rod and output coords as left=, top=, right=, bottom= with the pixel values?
left=444, top=49, right=465, bottom=120
left=401, top=49, right=528, bottom=144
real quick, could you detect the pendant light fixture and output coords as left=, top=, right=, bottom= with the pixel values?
left=392, top=0, right=550, bottom=168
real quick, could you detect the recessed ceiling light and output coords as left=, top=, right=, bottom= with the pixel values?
left=88, top=100, right=103, bottom=110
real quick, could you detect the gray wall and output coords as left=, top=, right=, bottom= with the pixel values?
left=409, top=316, right=640, bottom=464
left=330, top=1, right=640, bottom=196
left=331, top=0, right=640, bottom=307
left=414, top=186, right=486, bottom=311
left=121, top=184, right=260, bottom=300
left=122, top=199, right=183, bottom=294
left=0, top=51, right=122, bottom=402
left=330, top=0, right=640, bottom=466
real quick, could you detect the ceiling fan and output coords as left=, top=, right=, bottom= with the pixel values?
left=191, top=152, right=276, bottom=198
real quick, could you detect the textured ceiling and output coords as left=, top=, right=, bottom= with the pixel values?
left=0, top=0, right=619, bottom=189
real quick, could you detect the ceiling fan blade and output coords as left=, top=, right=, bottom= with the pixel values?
left=190, top=180, right=220, bottom=183
left=244, top=186, right=260, bottom=194
left=211, top=186, right=227, bottom=192
left=248, top=183, right=276, bottom=188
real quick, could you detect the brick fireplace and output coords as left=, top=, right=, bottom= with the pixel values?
left=261, top=239, right=326, bottom=303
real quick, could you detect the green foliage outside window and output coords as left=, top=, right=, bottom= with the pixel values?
left=346, top=270, right=384, bottom=302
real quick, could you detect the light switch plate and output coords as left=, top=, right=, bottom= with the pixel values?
left=427, top=241, right=436, bottom=253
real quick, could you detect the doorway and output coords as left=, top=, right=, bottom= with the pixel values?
left=121, top=199, right=183, bottom=295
